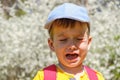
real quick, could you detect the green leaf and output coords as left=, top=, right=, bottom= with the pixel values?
left=15, top=8, right=26, bottom=17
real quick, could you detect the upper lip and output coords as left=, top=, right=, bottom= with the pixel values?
left=65, top=51, right=79, bottom=55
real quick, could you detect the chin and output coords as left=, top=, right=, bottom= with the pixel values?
left=67, top=62, right=82, bottom=68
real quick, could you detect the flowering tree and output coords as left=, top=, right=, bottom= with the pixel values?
left=0, top=0, right=120, bottom=80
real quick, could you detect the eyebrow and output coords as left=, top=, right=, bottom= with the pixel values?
left=57, top=32, right=66, bottom=37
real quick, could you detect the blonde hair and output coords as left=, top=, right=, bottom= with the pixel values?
left=48, top=18, right=90, bottom=39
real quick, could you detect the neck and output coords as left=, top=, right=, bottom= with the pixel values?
left=58, top=63, right=84, bottom=75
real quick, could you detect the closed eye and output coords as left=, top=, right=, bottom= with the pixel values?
left=77, top=37, right=88, bottom=42
left=59, top=39, right=67, bottom=42
left=77, top=38, right=83, bottom=40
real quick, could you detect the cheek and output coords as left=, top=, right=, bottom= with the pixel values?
left=79, top=42, right=88, bottom=58
left=53, top=42, right=64, bottom=55
left=78, top=44, right=88, bottom=60
left=78, top=41, right=88, bottom=50
left=54, top=41, right=66, bottom=49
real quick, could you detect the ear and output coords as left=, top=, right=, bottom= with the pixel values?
left=48, top=38, right=55, bottom=51
left=87, top=36, right=92, bottom=50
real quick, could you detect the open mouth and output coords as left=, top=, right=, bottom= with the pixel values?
left=66, top=53, right=79, bottom=60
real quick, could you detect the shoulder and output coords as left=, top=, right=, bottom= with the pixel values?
left=95, top=71, right=105, bottom=80
left=33, top=64, right=57, bottom=80
left=84, top=66, right=105, bottom=80
left=33, top=69, right=44, bottom=80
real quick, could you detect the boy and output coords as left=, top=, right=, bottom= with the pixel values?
left=33, top=3, right=104, bottom=80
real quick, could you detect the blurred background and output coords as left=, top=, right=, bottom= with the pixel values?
left=0, top=0, right=120, bottom=80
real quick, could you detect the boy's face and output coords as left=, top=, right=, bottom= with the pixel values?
left=48, top=21, right=92, bottom=68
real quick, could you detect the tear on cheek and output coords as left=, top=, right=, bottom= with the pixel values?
left=66, top=54, right=78, bottom=60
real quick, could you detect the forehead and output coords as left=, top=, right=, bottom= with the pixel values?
left=53, top=21, right=88, bottom=36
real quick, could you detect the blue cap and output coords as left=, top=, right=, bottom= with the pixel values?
left=44, top=3, right=90, bottom=29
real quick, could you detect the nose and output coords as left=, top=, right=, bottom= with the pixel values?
left=68, top=45, right=77, bottom=51
left=67, top=41, right=77, bottom=51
